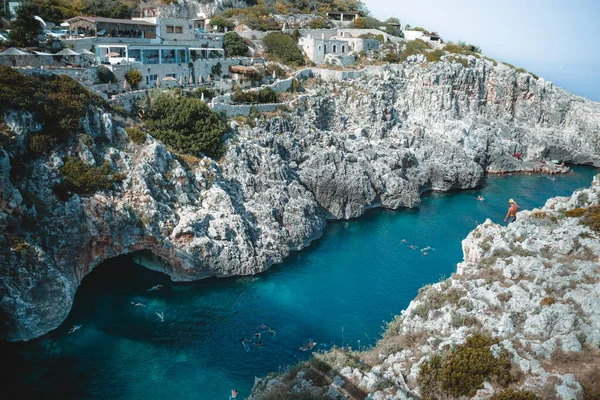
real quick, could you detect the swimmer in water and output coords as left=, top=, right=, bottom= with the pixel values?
left=69, top=325, right=82, bottom=334
left=269, top=327, right=276, bottom=336
left=477, top=195, right=484, bottom=201
left=254, top=332, right=261, bottom=340
left=401, top=239, right=406, bottom=243
left=130, top=302, right=146, bottom=307
left=148, top=285, right=163, bottom=292
left=256, top=341, right=262, bottom=348
left=155, top=312, right=164, bottom=322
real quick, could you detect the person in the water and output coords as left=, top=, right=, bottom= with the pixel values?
left=130, top=302, right=145, bottom=307
left=477, top=195, right=484, bottom=201
left=269, top=327, right=276, bottom=336
left=504, top=198, right=520, bottom=224
left=256, top=341, right=262, bottom=347
left=230, top=389, right=238, bottom=399
left=254, top=332, right=261, bottom=340
left=155, top=312, right=164, bottom=322
left=148, top=285, right=163, bottom=292
left=69, top=325, right=82, bottom=333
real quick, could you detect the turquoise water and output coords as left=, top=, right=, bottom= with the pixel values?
left=0, top=167, right=597, bottom=399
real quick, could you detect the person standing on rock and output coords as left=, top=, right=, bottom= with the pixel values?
left=504, top=199, right=520, bottom=224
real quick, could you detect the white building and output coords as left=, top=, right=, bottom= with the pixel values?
left=299, top=33, right=380, bottom=65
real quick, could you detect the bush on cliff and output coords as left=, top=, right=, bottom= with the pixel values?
left=124, top=69, right=142, bottom=89
left=418, top=333, right=515, bottom=399
left=263, top=33, right=305, bottom=66
left=224, top=32, right=249, bottom=57
left=145, top=93, right=227, bottom=159
left=0, top=66, right=107, bottom=145
left=231, top=87, right=279, bottom=104
left=55, top=157, right=123, bottom=199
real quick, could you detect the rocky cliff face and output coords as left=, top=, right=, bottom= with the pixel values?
left=249, top=176, right=600, bottom=400
left=158, top=0, right=250, bottom=18
left=1, top=57, right=600, bottom=342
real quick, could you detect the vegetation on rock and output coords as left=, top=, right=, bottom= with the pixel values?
left=263, top=33, right=305, bottom=66
left=145, top=92, right=227, bottom=159
left=124, top=69, right=143, bottom=89
left=231, top=87, right=279, bottom=104
left=125, top=127, right=146, bottom=144
left=55, top=157, right=123, bottom=199
left=223, top=32, right=250, bottom=57
left=0, top=66, right=107, bottom=144
left=417, top=333, right=515, bottom=399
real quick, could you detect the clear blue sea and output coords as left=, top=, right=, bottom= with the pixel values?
left=0, top=167, right=597, bottom=399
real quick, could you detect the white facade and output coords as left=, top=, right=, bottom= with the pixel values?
left=300, top=34, right=380, bottom=65
left=402, top=30, right=425, bottom=41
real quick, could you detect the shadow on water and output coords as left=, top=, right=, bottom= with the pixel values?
left=0, top=166, right=598, bottom=400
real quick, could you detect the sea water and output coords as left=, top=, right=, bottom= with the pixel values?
left=0, top=167, right=597, bottom=399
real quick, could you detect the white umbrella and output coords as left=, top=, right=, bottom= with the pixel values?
left=178, top=75, right=183, bottom=85
left=105, top=52, right=121, bottom=58
left=123, top=79, right=129, bottom=90
left=201, top=92, right=205, bottom=102
left=55, top=48, right=80, bottom=56
left=162, top=76, right=176, bottom=81
left=0, top=48, right=28, bottom=56
left=198, top=75, right=203, bottom=84
left=156, top=79, right=161, bottom=87
left=60, top=22, right=70, bottom=27
left=188, top=75, right=193, bottom=85
left=80, top=49, right=95, bottom=55
left=33, top=50, right=53, bottom=55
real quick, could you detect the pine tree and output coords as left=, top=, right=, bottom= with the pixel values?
left=9, top=2, right=43, bottom=47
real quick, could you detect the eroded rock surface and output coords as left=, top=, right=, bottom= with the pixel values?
left=1, top=58, right=600, bottom=341
left=250, top=176, right=600, bottom=400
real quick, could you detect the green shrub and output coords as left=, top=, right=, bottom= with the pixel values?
left=97, top=65, right=117, bottom=84
left=263, top=33, right=305, bottom=66
left=425, top=49, right=445, bottom=62
left=309, top=18, right=331, bottom=29
left=224, top=32, right=249, bottom=57
left=491, top=389, right=539, bottom=400
left=418, top=334, right=515, bottom=399
left=448, top=56, right=469, bottom=68
left=145, top=92, right=227, bottom=159
left=28, top=134, right=56, bottom=156
left=57, top=157, right=122, bottom=198
left=351, top=16, right=382, bottom=29
left=444, top=41, right=482, bottom=55
left=124, top=69, right=142, bottom=89
left=399, top=39, right=430, bottom=61
left=125, top=127, right=146, bottom=144
left=565, top=208, right=587, bottom=218
left=231, top=87, right=279, bottom=104
left=0, top=66, right=107, bottom=143
left=580, top=205, right=600, bottom=233
left=210, top=15, right=234, bottom=32
left=540, top=296, right=556, bottom=306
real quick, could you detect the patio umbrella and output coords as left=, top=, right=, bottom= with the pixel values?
left=80, top=49, right=95, bottom=55
left=201, top=92, right=205, bottom=102
left=178, top=75, right=183, bottom=85
left=105, top=52, right=121, bottom=58
left=33, top=50, right=53, bottom=55
left=198, top=75, right=203, bottom=84
left=156, top=79, right=160, bottom=87
left=55, top=48, right=80, bottom=56
left=188, top=75, right=193, bottom=85
left=162, top=76, right=176, bottom=81
left=0, top=48, right=28, bottom=56
left=207, top=74, right=212, bottom=82
left=123, top=79, right=129, bottom=90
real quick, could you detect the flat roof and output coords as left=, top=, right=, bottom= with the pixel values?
left=65, top=16, right=157, bottom=26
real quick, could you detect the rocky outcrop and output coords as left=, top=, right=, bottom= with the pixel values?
left=1, top=57, right=600, bottom=341
left=158, top=0, right=250, bottom=19
left=250, top=176, right=600, bottom=400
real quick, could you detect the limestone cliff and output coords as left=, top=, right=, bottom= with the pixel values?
left=249, top=176, right=600, bottom=400
left=1, top=57, right=600, bottom=342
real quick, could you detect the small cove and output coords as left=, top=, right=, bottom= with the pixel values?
left=0, top=166, right=597, bottom=399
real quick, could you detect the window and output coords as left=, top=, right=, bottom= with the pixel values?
left=324, top=45, right=327, bottom=53
left=332, top=45, right=337, bottom=53
left=166, top=26, right=174, bottom=33
left=341, top=45, right=345, bottom=53
left=166, top=73, right=176, bottom=78
left=175, top=26, right=183, bottom=34
left=318, top=45, right=322, bottom=50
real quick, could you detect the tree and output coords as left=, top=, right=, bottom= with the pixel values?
left=210, top=15, right=234, bottom=32
left=145, top=93, right=228, bottom=159
left=223, top=32, right=249, bottom=57
left=124, top=69, right=142, bottom=89
left=9, top=2, right=43, bottom=47
left=263, top=32, right=305, bottom=66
